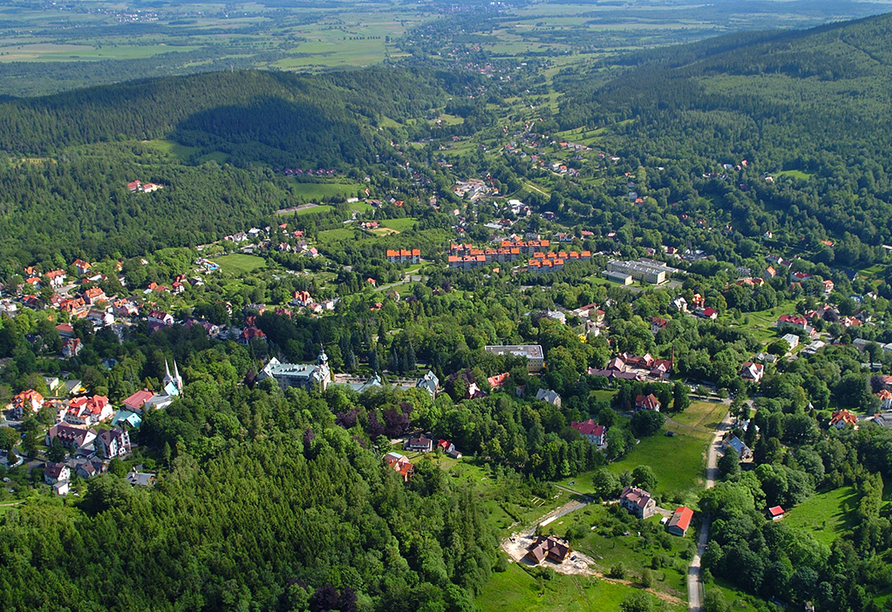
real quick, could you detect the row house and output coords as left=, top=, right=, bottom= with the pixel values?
left=528, top=258, right=564, bottom=273
left=385, top=248, right=421, bottom=264
left=499, top=239, right=551, bottom=255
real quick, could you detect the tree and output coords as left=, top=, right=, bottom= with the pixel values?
left=620, top=591, right=653, bottom=612
left=718, top=451, right=740, bottom=479
left=673, top=382, right=690, bottom=413
left=704, top=590, right=731, bottom=612
left=592, top=467, right=622, bottom=499
left=631, top=410, right=665, bottom=437
left=632, top=465, right=658, bottom=492
left=47, top=436, right=66, bottom=463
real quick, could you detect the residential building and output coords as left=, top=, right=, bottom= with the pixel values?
left=95, top=427, right=131, bottom=459
left=571, top=419, right=605, bottom=445
left=126, top=469, right=156, bottom=487
left=667, top=506, right=694, bottom=536
left=781, top=333, right=800, bottom=349
left=635, top=393, right=661, bottom=412
left=122, top=390, right=155, bottom=413
left=536, top=388, right=561, bottom=407
left=483, top=344, right=544, bottom=373
left=723, top=435, right=752, bottom=460
left=830, top=409, right=858, bottom=429
left=740, top=361, right=765, bottom=383
left=11, top=389, right=43, bottom=419
left=525, top=536, right=570, bottom=564
left=768, top=506, right=785, bottom=521
left=620, top=486, right=656, bottom=519
left=404, top=435, right=434, bottom=453
left=64, top=395, right=113, bottom=425
left=416, top=371, right=439, bottom=398
left=44, top=462, right=71, bottom=485
left=384, top=452, right=414, bottom=482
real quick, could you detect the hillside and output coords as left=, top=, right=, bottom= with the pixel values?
left=0, top=67, right=448, bottom=266
left=556, top=12, right=892, bottom=252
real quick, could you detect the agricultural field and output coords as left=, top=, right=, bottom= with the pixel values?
left=213, top=253, right=266, bottom=275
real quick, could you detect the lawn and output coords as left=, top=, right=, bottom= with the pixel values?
left=734, top=301, right=800, bottom=344
left=671, top=401, right=728, bottom=432
left=289, top=181, right=363, bottom=200
left=380, top=217, right=418, bottom=232
left=477, top=563, right=672, bottom=612
left=784, top=486, right=859, bottom=546
left=214, top=254, right=266, bottom=275
left=607, top=426, right=709, bottom=502
left=317, top=228, right=357, bottom=243
left=775, top=169, right=812, bottom=180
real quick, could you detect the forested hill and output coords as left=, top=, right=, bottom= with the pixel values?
left=0, top=67, right=447, bottom=168
left=556, top=12, right=892, bottom=251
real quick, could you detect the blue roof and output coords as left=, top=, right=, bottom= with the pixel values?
left=111, top=410, right=142, bottom=428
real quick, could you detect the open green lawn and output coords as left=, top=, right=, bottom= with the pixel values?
left=292, top=204, right=334, bottom=216
left=317, top=228, right=356, bottom=243
left=784, top=486, right=859, bottom=546
left=735, top=301, right=799, bottom=344
left=775, top=169, right=812, bottom=180
left=671, top=401, right=728, bottom=432
left=477, top=563, right=677, bottom=612
left=289, top=181, right=363, bottom=200
left=214, top=254, right=266, bottom=275
left=608, top=427, right=709, bottom=502
left=381, top=217, right=417, bottom=232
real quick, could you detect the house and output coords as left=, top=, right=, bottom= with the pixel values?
left=875, top=390, right=892, bottom=411
left=95, top=427, right=131, bottom=459
left=126, top=469, right=156, bottom=487
left=44, top=462, right=71, bottom=485
left=111, top=410, right=143, bottom=429
left=11, top=389, right=43, bottom=419
left=72, top=259, right=92, bottom=276
left=768, top=506, right=785, bottom=521
left=64, top=395, right=113, bottom=425
left=404, top=435, right=434, bottom=453
left=239, top=326, right=266, bottom=344
left=667, top=506, right=694, bottom=536
left=436, top=439, right=462, bottom=459
left=416, top=371, right=439, bottom=398
left=830, top=409, right=859, bottom=430
left=651, top=317, right=670, bottom=335
left=571, top=419, right=605, bottom=445
left=695, top=307, right=718, bottom=320
left=823, top=279, right=834, bottom=295
left=82, top=287, right=107, bottom=305
left=525, top=535, right=570, bottom=564
left=45, top=269, right=66, bottom=288
left=75, top=458, right=107, bottom=479
left=777, top=314, right=809, bottom=331
left=620, top=486, right=657, bottom=519
left=147, top=310, right=174, bottom=327
left=487, top=372, right=509, bottom=390
left=671, top=297, right=688, bottom=312
left=781, top=333, right=800, bottom=350
left=122, top=389, right=155, bottom=413
left=723, top=435, right=752, bottom=460
left=384, top=452, right=414, bottom=482
left=635, top=393, right=661, bottom=412
left=536, top=388, right=562, bottom=407
left=55, top=323, right=74, bottom=339
left=740, top=361, right=765, bottom=383
left=62, top=337, right=83, bottom=358
left=45, top=423, right=91, bottom=449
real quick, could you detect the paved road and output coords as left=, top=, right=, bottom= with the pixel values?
left=687, top=409, right=734, bottom=612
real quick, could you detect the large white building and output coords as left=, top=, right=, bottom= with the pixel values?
left=260, top=349, right=331, bottom=391
left=484, top=344, right=544, bottom=373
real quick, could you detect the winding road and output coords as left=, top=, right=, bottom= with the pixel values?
left=687, top=408, right=735, bottom=611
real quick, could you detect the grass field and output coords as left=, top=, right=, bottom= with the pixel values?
left=671, top=401, right=728, bottom=432
left=381, top=218, right=418, bottom=232
left=214, top=254, right=266, bottom=275
left=735, top=301, right=799, bottom=344
left=775, top=169, right=812, bottom=180
left=784, top=486, right=859, bottom=546
left=290, top=182, right=363, bottom=200
left=477, top=562, right=675, bottom=612
left=318, top=228, right=356, bottom=243
left=608, top=426, right=709, bottom=501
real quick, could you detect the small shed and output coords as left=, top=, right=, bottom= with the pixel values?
left=768, top=506, right=785, bottom=521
